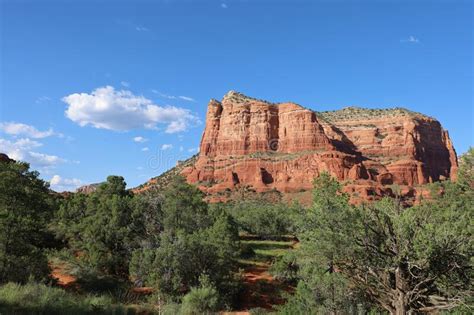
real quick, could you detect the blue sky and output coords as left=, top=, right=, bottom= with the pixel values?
left=0, top=0, right=472, bottom=191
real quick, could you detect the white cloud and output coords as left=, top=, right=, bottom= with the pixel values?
left=133, top=136, right=148, bottom=143
left=29, top=152, right=63, bottom=166
left=179, top=146, right=184, bottom=152
left=188, top=147, right=199, bottom=153
left=135, top=26, right=149, bottom=32
left=151, top=90, right=195, bottom=102
left=178, top=96, right=195, bottom=102
left=141, top=147, right=150, bottom=152
left=49, top=175, right=83, bottom=192
left=137, top=166, right=144, bottom=170
left=0, top=122, right=55, bottom=138
left=161, top=144, right=173, bottom=150
left=401, top=35, right=419, bottom=43
left=63, top=86, right=198, bottom=133
left=121, top=81, right=130, bottom=87
left=221, top=3, right=228, bottom=9
left=0, top=138, right=64, bottom=168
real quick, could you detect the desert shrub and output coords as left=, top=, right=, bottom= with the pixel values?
left=227, top=200, right=297, bottom=238
left=0, top=282, right=132, bottom=314
left=179, top=275, right=220, bottom=315
left=269, top=251, right=298, bottom=283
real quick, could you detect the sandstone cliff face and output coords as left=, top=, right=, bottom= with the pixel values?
left=182, top=91, right=457, bottom=203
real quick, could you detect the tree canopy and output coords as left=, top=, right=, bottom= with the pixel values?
left=0, top=160, right=53, bottom=283
left=280, top=156, right=473, bottom=314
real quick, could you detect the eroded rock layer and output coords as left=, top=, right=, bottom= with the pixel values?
left=182, top=91, right=458, bottom=203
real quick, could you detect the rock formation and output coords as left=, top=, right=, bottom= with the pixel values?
left=179, top=91, right=457, bottom=203
left=0, top=153, right=13, bottom=163
left=76, top=183, right=101, bottom=194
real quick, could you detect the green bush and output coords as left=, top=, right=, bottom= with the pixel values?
left=179, top=275, right=220, bottom=315
left=53, top=176, right=139, bottom=278
left=227, top=200, right=297, bottom=238
left=0, top=282, right=134, bottom=314
left=129, top=177, right=241, bottom=305
left=269, top=251, right=298, bottom=283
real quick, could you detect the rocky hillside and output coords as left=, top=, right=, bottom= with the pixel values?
left=133, top=155, right=197, bottom=194
left=140, top=91, right=458, bottom=204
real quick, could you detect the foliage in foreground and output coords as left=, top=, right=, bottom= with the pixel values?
left=278, top=151, right=473, bottom=314
left=179, top=274, right=220, bottom=315
left=0, top=160, right=54, bottom=283
left=0, top=282, right=148, bottom=315
left=129, top=176, right=241, bottom=305
left=53, top=176, right=140, bottom=277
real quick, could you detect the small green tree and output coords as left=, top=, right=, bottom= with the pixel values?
left=0, top=160, right=53, bottom=283
left=290, top=173, right=360, bottom=314
left=55, top=176, right=139, bottom=277
left=287, top=168, right=473, bottom=314
left=130, top=177, right=240, bottom=304
left=162, top=176, right=210, bottom=234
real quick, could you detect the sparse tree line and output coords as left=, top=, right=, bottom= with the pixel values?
left=0, top=148, right=472, bottom=314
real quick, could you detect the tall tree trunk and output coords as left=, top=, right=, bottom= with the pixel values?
left=394, top=290, right=408, bottom=315
left=394, top=265, right=409, bottom=315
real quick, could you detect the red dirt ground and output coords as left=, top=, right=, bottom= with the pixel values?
left=229, top=263, right=292, bottom=314
left=50, top=264, right=76, bottom=288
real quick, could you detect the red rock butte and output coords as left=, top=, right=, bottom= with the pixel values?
left=178, top=91, right=458, bottom=203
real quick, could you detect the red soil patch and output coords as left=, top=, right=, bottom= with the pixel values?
left=50, top=264, right=77, bottom=288
left=49, top=260, right=154, bottom=298
left=235, top=263, right=290, bottom=312
left=244, top=265, right=274, bottom=283
left=132, top=286, right=154, bottom=295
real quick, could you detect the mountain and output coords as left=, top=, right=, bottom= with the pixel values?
left=142, top=91, right=458, bottom=204
left=76, top=183, right=102, bottom=194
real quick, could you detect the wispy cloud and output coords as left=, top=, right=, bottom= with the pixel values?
left=401, top=35, right=419, bottom=43
left=121, top=81, right=130, bottom=87
left=221, top=3, right=228, bottom=9
left=35, top=96, right=51, bottom=104
left=135, top=26, right=149, bottom=32
left=188, top=147, right=199, bottom=153
left=161, top=144, right=173, bottom=150
left=151, top=90, right=196, bottom=102
left=141, top=147, right=150, bottom=152
left=133, top=136, right=148, bottom=143
left=63, top=86, right=199, bottom=133
left=0, top=122, right=56, bottom=139
left=178, top=96, right=195, bottom=102
left=49, top=175, right=83, bottom=192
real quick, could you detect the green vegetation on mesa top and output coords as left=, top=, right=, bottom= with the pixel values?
left=221, top=90, right=274, bottom=105
left=317, top=106, right=430, bottom=122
